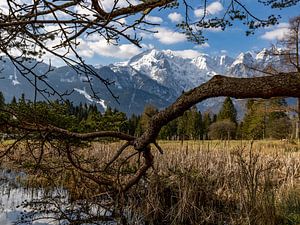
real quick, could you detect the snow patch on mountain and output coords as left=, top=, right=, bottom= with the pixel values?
left=74, top=88, right=107, bottom=111
left=0, top=47, right=293, bottom=116
left=231, top=52, right=254, bottom=67
left=8, top=68, right=20, bottom=86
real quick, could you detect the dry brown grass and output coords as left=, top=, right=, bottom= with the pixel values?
left=2, top=139, right=300, bottom=225
left=127, top=140, right=300, bottom=225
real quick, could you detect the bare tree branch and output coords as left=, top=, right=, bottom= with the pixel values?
left=133, top=72, right=300, bottom=150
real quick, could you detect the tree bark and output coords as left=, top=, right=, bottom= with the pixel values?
left=10, top=73, right=300, bottom=148
left=6, top=72, right=300, bottom=191
left=133, top=72, right=300, bottom=150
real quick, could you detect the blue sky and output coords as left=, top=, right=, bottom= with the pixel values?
left=78, top=0, right=299, bottom=66
left=1, top=0, right=298, bottom=65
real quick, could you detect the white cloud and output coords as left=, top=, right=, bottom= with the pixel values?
left=42, top=34, right=142, bottom=61
left=74, top=4, right=97, bottom=19
left=117, top=18, right=127, bottom=25
left=171, top=50, right=203, bottom=59
left=275, top=22, right=289, bottom=28
left=139, top=32, right=154, bottom=40
left=0, top=1, right=9, bottom=14
left=100, top=0, right=140, bottom=12
left=145, top=15, right=163, bottom=23
left=141, top=43, right=155, bottom=49
left=168, top=12, right=183, bottom=23
left=206, top=27, right=223, bottom=32
left=193, top=42, right=210, bottom=50
left=77, top=39, right=95, bottom=58
left=86, top=38, right=142, bottom=59
left=194, top=1, right=223, bottom=18
left=261, top=23, right=290, bottom=40
left=197, top=42, right=210, bottom=48
left=152, top=27, right=186, bottom=44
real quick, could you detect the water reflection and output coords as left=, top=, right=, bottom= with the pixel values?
left=0, top=170, right=115, bottom=225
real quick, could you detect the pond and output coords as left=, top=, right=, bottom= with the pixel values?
left=0, top=169, right=55, bottom=225
left=0, top=169, right=115, bottom=225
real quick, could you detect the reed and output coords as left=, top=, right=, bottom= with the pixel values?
left=2, top=140, right=300, bottom=224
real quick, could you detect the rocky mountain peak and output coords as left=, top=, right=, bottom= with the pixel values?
left=231, top=52, right=254, bottom=67
left=0, top=47, right=292, bottom=115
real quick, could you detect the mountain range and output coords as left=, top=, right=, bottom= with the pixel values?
left=0, top=48, right=294, bottom=116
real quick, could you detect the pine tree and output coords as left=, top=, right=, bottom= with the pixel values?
left=128, top=114, right=140, bottom=136
left=177, top=111, right=188, bottom=141
left=242, top=99, right=265, bottom=139
left=20, top=93, right=26, bottom=105
left=266, top=98, right=291, bottom=139
left=0, top=91, right=5, bottom=109
left=186, top=106, right=203, bottom=140
left=241, top=98, right=291, bottom=139
left=195, top=110, right=203, bottom=140
left=11, top=96, right=17, bottom=105
left=217, top=97, right=237, bottom=124
left=202, top=112, right=212, bottom=140
left=138, top=105, right=158, bottom=133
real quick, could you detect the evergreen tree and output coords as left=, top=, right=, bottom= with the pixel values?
left=0, top=91, right=5, bottom=109
left=177, top=111, right=188, bottom=141
left=139, top=105, right=158, bottom=133
left=11, top=96, right=17, bottom=105
left=128, top=114, right=140, bottom=136
left=159, top=119, right=178, bottom=140
left=242, top=99, right=265, bottom=139
left=202, top=112, right=212, bottom=140
left=268, top=98, right=288, bottom=120
left=134, top=120, right=143, bottom=137
left=241, top=98, right=291, bottom=139
left=217, top=97, right=237, bottom=124
left=186, top=106, right=203, bottom=140
left=265, top=98, right=291, bottom=139
left=212, top=114, right=217, bottom=123
left=20, top=93, right=26, bottom=105
left=195, top=110, right=203, bottom=140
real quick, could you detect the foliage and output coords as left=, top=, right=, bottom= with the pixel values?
left=139, top=105, right=159, bottom=133
left=0, top=91, right=5, bottom=109
left=0, top=94, right=129, bottom=136
left=217, top=97, right=237, bottom=124
left=203, top=112, right=213, bottom=140
left=242, top=98, right=292, bottom=139
left=209, top=119, right=237, bottom=140
left=159, top=106, right=205, bottom=140
left=0, top=2, right=300, bottom=224
left=159, top=119, right=178, bottom=140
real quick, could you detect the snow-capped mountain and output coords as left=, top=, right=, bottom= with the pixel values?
left=0, top=48, right=294, bottom=115
left=123, top=49, right=228, bottom=93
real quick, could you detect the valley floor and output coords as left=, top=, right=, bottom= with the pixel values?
left=1, top=139, right=300, bottom=224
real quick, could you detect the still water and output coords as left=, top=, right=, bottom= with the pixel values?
left=0, top=169, right=116, bottom=225
left=0, top=170, right=66, bottom=225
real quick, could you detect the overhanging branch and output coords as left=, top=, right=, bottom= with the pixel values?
left=133, top=72, right=300, bottom=150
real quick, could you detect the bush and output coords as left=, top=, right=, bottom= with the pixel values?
left=209, top=119, right=236, bottom=139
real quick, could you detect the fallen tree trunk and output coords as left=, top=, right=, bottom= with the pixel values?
left=134, top=72, right=300, bottom=150
left=2, top=72, right=300, bottom=191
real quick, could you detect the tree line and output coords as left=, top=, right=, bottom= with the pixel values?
left=155, top=96, right=292, bottom=140
left=0, top=92, right=294, bottom=141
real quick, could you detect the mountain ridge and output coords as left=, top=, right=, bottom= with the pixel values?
left=0, top=48, right=293, bottom=115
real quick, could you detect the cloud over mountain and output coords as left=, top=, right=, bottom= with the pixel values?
left=0, top=48, right=292, bottom=116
